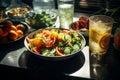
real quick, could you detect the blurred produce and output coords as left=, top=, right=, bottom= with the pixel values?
left=0, top=20, right=25, bottom=43
left=25, top=10, right=57, bottom=29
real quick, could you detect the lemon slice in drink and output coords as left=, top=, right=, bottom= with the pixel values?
left=99, top=33, right=110, bottom=49
left=89, top=27, right=101, bottom=43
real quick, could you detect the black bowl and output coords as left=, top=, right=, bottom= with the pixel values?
left=24, top=28, right=86, bottom=61
left=0, top=19, right=29, bottom=45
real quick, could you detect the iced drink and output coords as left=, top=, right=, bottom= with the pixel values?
left=89, top=15, right=114, bottom=55
left=58, top=0, right=74, bottom=29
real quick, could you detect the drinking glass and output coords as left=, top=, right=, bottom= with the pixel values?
left=89, top=15, right=114, bottom=61
left=57, top=0, right=74, bottom=29
left=32, top=0, right=55, bottom=13
left=89, top=15, right=114, bottom=80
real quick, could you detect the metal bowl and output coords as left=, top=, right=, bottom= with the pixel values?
left=24, top=28, right=86, bottom=61
left=5, top=6, right=31, bottom=20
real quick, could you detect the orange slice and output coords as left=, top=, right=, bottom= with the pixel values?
left=99, top=33, right=110, bottom=49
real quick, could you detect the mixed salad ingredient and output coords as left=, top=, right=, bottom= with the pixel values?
left=27, top=28, right=83, bottom=56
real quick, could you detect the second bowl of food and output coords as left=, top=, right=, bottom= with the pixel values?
left=24, top=28, right=86, bottom=60
left=5, top=6, right=31, bottom=20
left=0, top=19, right=29, bottom=45
left=25, top=10, right=57, bottom=29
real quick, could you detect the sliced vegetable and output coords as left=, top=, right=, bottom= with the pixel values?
left=33, top=47, right=40, bottom=55
left=56, top=47, right=65, bottom=56
left=27, top=28, right=83, bottom=56
left=73, top=44, right=81, bottom=52
left=64, top=47, right=72, bottom=54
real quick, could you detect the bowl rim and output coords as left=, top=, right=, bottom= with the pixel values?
left=24, top=28, right=86, bottom=60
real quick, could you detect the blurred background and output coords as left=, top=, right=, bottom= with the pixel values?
left=22, top=0, right=120, bottom=33
left=22, top=0, right=120, bottom=13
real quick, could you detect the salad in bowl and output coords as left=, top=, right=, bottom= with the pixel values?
left=24, top=28, right=86, bottom=60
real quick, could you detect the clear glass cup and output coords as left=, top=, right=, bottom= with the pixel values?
left=57, top=0, right=74, bottom=29
left=32, top=0, right=55, bottom=13
left=89, top=15, right=114, bottom=60
left=89, top=15, right=114, bottom=79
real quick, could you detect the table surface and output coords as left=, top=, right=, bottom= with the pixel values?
left=0, top=12, right=91, bottom=80
left=0, top=13, right=120, bottom=80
